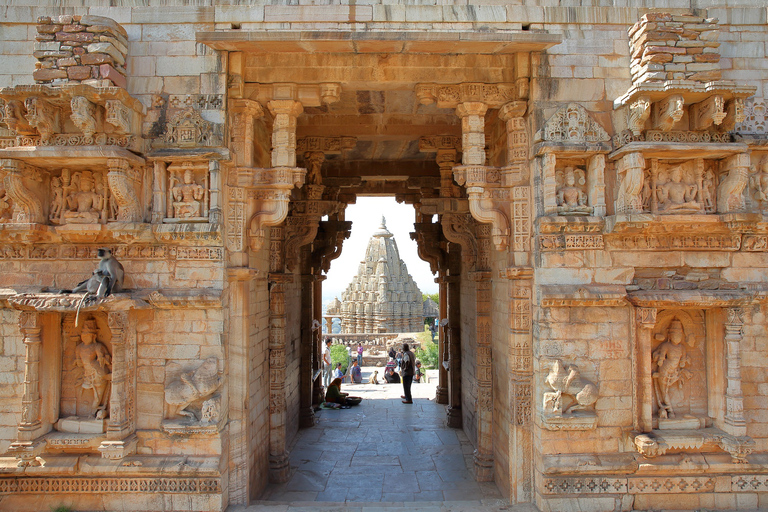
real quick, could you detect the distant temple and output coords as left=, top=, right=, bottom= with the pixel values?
left=337, top=217, right=424, bottom=333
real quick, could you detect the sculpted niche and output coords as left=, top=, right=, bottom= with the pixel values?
left=542, top=359, right=598, bottom=430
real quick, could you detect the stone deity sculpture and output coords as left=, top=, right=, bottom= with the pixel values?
left=750, top=157, right=768, bottom=211
left=171, top=168, right=205, bottom=219
left=74, top=319, right=112, bottom=419
left=556, top=166, right=591, bottom=215
left=652, top=318, right=696, bottom=419
left=656, top=166, right=701, bottom=214
left=62, top=170, right=104, bottom=224
left=49, top=176, right=63, bottom=222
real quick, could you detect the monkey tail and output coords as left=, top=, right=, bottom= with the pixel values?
left=75, top=292, right=91, bottom=327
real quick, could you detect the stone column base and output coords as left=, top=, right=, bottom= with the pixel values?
left=473, top=449, right=494, bottom=481
left=435, top=385, right=448, bottom=404
left=299, top=407, right=316, bottom=428
left=447, top=406, right=462, bottom=428
left=269, top=452, right=291, bottom=483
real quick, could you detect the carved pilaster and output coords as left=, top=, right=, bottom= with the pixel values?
left=268, top=100, right=303, bottom=168
left=107, top=158, right=141, bottom=222
left=636, top=307, right=657, bottom=432
left=587, top=154, right=606, bottom=217
left=541, top=153, right=557, bottom=216
left=717, top=153, right=749, bottom=214
left=616, top=152, right=645, bottom=214
left=152, top=161, right=167, bottom=224
left=226, top=184, right=247, bottom=253
left=1, top=159, right=44, bottom=223
left=18, top=312, right=42, bottom=438
left=472, top=269, right=493, bottom=481
left=230, top=99, right=263, bottom=168
left=724, top=307, right=746, bottom=435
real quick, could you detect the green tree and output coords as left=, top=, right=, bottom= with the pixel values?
left=422, top=292, right=439, bottom=304
left=414, top=340, right=439, bottom=369
left=330, top=344, right=349, bottom=373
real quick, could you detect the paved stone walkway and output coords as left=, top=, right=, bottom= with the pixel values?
left=249, top=367, right=510, bottom=510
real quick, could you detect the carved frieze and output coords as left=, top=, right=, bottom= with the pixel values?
left=162, top=108, right=220, bottom=148
left=416, top=83, right=519, bottom=109
left=535, top=103, right=610, bottom=144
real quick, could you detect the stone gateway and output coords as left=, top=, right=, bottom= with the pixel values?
left=0, top=2, right=766, bottom=512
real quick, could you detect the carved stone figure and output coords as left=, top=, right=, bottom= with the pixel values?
left=702, top=169, right=716, bottom=212
left=49, top=176, right=63, bottom=222
left=555, top=166, right=591, bottom=215
left=750, top=157, right=768, bottom=211
left=3, top=99, right=34, bottom=135
left=656, top=166, right=701, bottom=214
left=61, top=170, right=105, bottom=224
left=0, top=184, right=12, bottom=222
left=304, top=151, right=324, bottom=185
left=171, top=167, right=204, bottom=218
left=70, top=96, right=97, bottom=139
left=543, top=360, right=598, bottom=415
left=718, top=153, right=750, bottom=213
left=74, top=318, right=112, bottom=419
left=165, top=357, right=223, bottom=421
left=652, top=319, right=696, bottom=419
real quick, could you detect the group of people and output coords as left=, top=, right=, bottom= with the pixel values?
left=322, top=340, right=422, bottom=406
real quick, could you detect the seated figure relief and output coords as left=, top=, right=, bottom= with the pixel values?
left=555, top=166, right=591, bottom=215
left=652, top=318, right=696, bottom=420
left=656, top=165, right=702, bottom=214
left=171, top=168, right=205, bottom=219
left=543, top=359, right=598, bottom=415
left=60, top=170, right=105, bottom=224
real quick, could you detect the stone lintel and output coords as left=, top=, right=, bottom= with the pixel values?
left=0, top=146, right=144, bottom=171
left=540, top=285, right=627, bottom=308
left=608, top=141, right=749, bottom=162
left=197, top=30, right=561, bottom=55
left=533, top=141, right=613, bottom=158
left=627, top=289, right=766, bottom=308
left=146, top=147, right=230, bottom=162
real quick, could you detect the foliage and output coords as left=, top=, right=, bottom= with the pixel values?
left=52, top=507, right=73, bottom=512
left=330, top=344, right=350, bottom=372
left=422, top=292, right=439, bottom=305
left=414, top=339, right=439, bottom=369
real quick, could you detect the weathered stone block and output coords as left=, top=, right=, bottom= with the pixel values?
left=80, top=52, right=114, bottom=65
left=86, top=42, right=125, bottom=66
left=99, top=63, right=127, bottom=88
left=79, top=14, right=128, bottom=38
left=32, top=68, right=67, bottom=80
left=66, top=65, right=94, bottom=80
left=55, top=31, right=94, bottom=43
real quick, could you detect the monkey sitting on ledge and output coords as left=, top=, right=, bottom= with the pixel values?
left=60, top=248, right=125, bottom=325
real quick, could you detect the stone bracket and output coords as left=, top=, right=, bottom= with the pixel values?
left=453, top=165, right=510, bottom=250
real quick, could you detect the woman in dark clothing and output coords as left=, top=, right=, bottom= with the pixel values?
left=325, top=377, right=349, bottom=404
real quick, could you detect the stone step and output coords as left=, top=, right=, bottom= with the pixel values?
left=237, top=499, right=536, bottom=512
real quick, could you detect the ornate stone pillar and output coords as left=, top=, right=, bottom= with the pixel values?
left=107, top=157, right=141, bottom=222
left=299, top=271, right=316, bottom=428
left=471, top=268, right=494, bottom=481
left=99, top=310, right=137, bottom=460
left=724, top=307, right=746, bottom=435
left=9, top=311, right=44, bottom=466
left=636, top=307, right=657, bottom=432
left=446, top=247, right=462, bottom=429
left=268, top=239, right=292, bottom=483
left=435, top=275, right=449, bottom=405
left=230, top=99, right=263, bottom=168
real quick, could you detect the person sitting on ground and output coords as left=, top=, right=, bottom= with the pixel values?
left=325, top=377, right=349, bottom=405
left=385, top=357, right=396, bottom=375
left=350, top=360, right=362, bottom=384
left=368, top=370, right=379, bottom=385
left=395, top=348, right=403, bottom=372
left=333, top=362, right=347, bottom=382
left=414, top=360, right=422, bottom=383
left=384, top=367, right=400, bottom=384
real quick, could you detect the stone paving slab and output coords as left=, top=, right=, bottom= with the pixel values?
left=256, top=368, right=505, bottom=506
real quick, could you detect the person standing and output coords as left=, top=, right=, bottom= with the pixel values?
left=323, top=339, right=333, bottom=387
left=400, top=343, right=415, bottom=404
left=357, top=344, right=364, bottom=366
left=346, top=345, right=352, bottom=373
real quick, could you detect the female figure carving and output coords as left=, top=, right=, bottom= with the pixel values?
left=652, top=318, right=696, bottom=419
left=75, top=319, right=112, bottom=419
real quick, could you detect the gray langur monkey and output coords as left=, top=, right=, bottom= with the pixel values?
left=61, top=248, right=125, bottom=326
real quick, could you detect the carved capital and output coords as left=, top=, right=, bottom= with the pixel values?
left=636, top=307, right=657, bottom=328
left=24, top=96, right=60, bottom=142
left=107, top=158, right=142, bottom=222
left=691, top=95, right=726, bottom=130
left=411, top=220, right=445, bottom=274
left=71, top=96, right=97, bottom=139
left=628, top=96, right=651, bottom=136
left=1, top=159, right=44, bottom=223
left=654, top=94, right=685, bottom=131
left=319, top=83, right=341, bottom=104
left=498, top=101, right=527, bottom=122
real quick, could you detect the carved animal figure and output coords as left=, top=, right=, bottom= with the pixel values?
left=543, top=360, right=598, bottom=415
left=61, top=248, right=125, bottom=326
left=165, top=357, right=223, bottom=420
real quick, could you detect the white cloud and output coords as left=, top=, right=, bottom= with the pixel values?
left=323, top=197, right=438, bottom=301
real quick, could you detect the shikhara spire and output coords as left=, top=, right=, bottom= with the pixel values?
left=338, top=222, right=424, bottom=333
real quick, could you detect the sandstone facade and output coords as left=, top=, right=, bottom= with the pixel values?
left=0, top=2, right=766, bottom=511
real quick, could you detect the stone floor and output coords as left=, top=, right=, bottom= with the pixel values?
left=246, top=367, right=513, bottom=511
